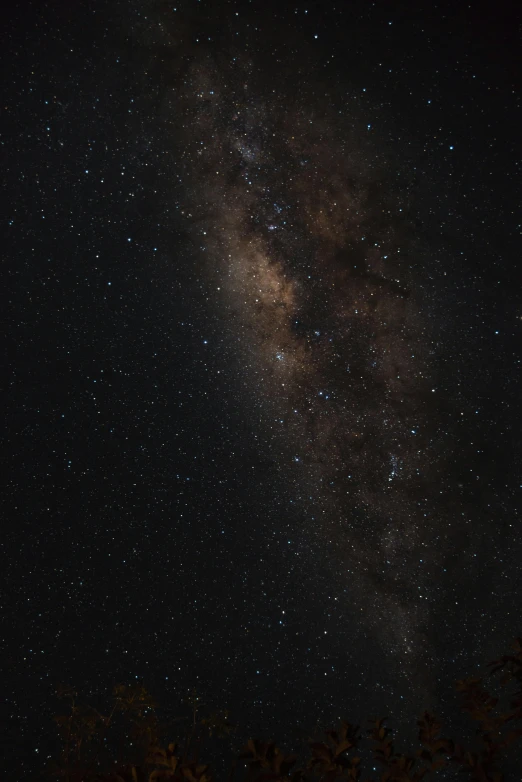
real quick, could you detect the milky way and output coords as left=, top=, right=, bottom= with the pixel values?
left=4, top=5, right=522, bottom=778
left=136, top=13, right=479, bottom=706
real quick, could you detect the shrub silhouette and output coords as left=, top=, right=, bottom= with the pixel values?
left=47, top=638, right=522, bottom=781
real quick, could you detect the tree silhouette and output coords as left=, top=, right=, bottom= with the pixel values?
left=45, top=637, right=522, bottom=781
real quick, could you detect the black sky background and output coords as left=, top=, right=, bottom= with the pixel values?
left=1, top=1, right=521, bottom=778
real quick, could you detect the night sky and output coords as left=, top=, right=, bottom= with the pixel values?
left=2, top=0, right=521, bottom=777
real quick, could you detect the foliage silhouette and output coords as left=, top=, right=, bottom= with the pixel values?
left=46, top=638, right=522, bottom=781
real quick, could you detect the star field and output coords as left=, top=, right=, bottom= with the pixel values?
left=1, top=0, right=521, bottom=777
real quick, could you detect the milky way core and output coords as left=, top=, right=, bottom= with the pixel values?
left=147, top=27, right=475, bottom=705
